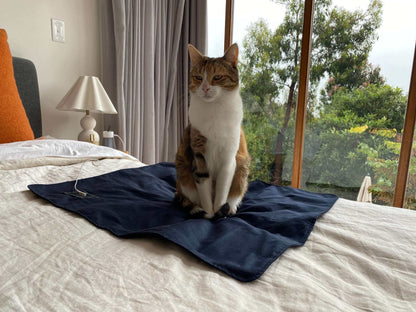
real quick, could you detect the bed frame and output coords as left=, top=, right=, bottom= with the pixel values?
left=12, top=56, right=42, bottom=138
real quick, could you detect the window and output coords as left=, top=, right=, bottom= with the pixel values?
left=207, top=0, right=226, bottom=56
left=301, top=0, right=416, bottom=207
left=211, top=0, right=416, bottom=209
left=233, top=0, right=301, bottom=185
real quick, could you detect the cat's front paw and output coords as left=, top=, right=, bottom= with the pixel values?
left=214, top=203, right=237, bottom=218
left=190, top=206, right=206, bottom=218
left=190, top=206, right=215, bottom=219
left=228, top=203, right=237, bottom=215
left=203, top=212, right=215, bottom=219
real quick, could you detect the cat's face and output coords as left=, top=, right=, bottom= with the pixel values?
left=188, top=44, right=239, bottom=102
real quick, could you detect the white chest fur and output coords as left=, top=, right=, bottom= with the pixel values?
left=189, top=89, right=243, bottom=175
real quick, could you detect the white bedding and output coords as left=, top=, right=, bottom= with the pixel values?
left=0, top=138, right=136, bottom=161
left=1, top=139, right=415, bottom=311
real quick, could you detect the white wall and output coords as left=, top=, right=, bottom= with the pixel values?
left=0, top=0, right=103, bottom=140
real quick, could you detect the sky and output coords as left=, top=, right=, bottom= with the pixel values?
left=207, top=0, right=416, bottom=93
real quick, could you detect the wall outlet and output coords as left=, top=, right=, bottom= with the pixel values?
left=51, top=19, right=65, bottom=43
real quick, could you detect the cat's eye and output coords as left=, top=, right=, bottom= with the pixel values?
left=213, top=75, right=223, bottom=81
left=194, top=75, right=203, bottom=81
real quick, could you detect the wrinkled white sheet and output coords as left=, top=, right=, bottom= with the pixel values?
left=0, top=139, right=135, bottom=161
left=1, top=141, right=415, bottom=311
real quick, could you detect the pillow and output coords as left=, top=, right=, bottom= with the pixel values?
left=0, top=29, right=34, bottom=143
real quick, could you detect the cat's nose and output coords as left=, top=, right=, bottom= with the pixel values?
left=202, top=84, right=210, bottom=93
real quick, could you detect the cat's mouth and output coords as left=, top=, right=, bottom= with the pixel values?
left=203, top=93, right=213, bottom=99
left=201, top=92, right=216, bottom=101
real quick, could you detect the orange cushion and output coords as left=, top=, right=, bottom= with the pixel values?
left=0, top=29, right=34, bottom=143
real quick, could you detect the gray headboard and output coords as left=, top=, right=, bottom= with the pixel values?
left=12, top=57, right=42, bottom=138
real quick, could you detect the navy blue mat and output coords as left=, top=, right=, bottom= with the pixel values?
left=28, top=162, right=338, bottom=282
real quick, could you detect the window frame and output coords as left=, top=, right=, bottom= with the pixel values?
left=223, top=0, right=416, bottom=208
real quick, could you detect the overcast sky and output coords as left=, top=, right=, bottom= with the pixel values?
left=208, top=0, right=416, bottom=92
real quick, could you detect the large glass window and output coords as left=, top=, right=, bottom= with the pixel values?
left=234, top=0, right=301, bottom=185
left=301, top=0, right=416, bottom=208
left=209, top=0, right=415, bottom=209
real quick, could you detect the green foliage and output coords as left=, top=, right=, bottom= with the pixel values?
left=298, top=126, right=394, bottom=186
left=303, top=131, right=370, bottom=187
left=243, top=82, right=413, bottom=207
left=240, top=0, right=384, bottom=183
left=239, top=0, right=414, bottom=209
left=239, top=20, right=281, bottom=113
left=241, top=0, right=383, bottom=97
left=312, top=0, right=383, bottom=88
left=366, top=134, right=416, bottom=209
left=243, top=111, right=282, bottom=182
left=320, top=84, right=407, bottom=131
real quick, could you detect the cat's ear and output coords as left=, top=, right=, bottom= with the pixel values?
left=224, top=43, right=239, bottom=67
left=188, top=44, right=204, bottom=65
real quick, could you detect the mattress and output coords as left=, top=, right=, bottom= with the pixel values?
left=1, top=139, right=415, bottom=311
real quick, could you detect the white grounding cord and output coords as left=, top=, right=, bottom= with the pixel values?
left=73, top=161, right=88, bottom=197
left=114, top=134, right=126, bottom=152
left=67, top=160, right=100, bottom=198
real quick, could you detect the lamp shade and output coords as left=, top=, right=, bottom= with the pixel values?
left=56, top=76, right=117, bottom=144
left=56, top=76, right=117, bottom=114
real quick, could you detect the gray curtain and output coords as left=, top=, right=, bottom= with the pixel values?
left=100, top=0, right=207, bottom=164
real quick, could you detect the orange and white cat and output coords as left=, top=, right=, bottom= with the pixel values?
left=175, top=43, right=250, bottom=219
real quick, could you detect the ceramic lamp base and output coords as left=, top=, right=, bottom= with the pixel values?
left=78, top=112, right=99, bottom=144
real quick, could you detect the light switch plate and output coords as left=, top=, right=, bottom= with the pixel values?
left=51, top=19, right=65, bottom=43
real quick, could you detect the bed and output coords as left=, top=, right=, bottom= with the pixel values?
left=1, top=42, right=416, bottom=312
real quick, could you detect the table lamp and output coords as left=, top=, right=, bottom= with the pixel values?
left=56, top=76, right=117, bottom=144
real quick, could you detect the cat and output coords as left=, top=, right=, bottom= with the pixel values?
left=175, top=43, right=250, bottom=219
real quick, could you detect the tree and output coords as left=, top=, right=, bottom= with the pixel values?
left=240, top=0, right=383, bottom=184
left=367, top=135, right=416, bottom=210
left=320, top=84, right=407, bottom=131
